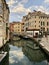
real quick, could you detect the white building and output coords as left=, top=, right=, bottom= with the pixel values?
left=26, top=29, right=40, bottom=37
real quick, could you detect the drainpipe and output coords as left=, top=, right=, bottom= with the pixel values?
left=2, top=39, right=5, bottom=51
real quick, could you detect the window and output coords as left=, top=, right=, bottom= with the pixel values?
left=35, top=25, right=36, bottom=27
left=18, top=23, right=20, bottom=25
left=41, top=21, right=45, bottom=26
left=6, top=23, right=8, bottom=26
left=43, top=28, right=45, bottom=32
left=43, top=22, right=45, bottom=26
left=39, top=21, right=40, bottom=23
left=22, top=29, right=24, bottom=31
left=47, top=17, right=48, bottom=19
left=47, top=28, right=49, bottom=31
left=41, top=27, right=42, bottom=31
left=35, top=21, right=36, bottom=23
left=47, top=22, right=49, bottom=26
left=18, top=29, right=19, bottom=31
left=41, top=21, right=42, bottom=26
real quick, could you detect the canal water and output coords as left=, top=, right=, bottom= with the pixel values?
left=1, top=38, right=49, bottom=65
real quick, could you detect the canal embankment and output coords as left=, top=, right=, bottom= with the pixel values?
left=10, top=34, right=49, bottom=56
left=29, top=36, right=49, bottom=56
left=9, top=38, right=49, bottom=65
left=19, top=35, right=49, bottom=56
left=39, top=36, right=49, bottom=55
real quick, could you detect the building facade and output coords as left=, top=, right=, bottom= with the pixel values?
left=10, top=23, right=14, bottom=33
left=13, top=22, right=22, bottom=34
left=10, top=22, right=25, bottom=36
left=26, top=29, right=40, bottom=37
left=21, top=22, right=24, bottom=34
left=22, top=11, right=49, bottom=36
left=0, top=0, right=10, bottom=48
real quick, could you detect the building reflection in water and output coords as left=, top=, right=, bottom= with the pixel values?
left=22, top=45, right=46, bottom=62
left=11, top=38, right=48, bottom=63
left=6, top=36, right=49, bottom=65
left=10, top=39, right=27, bottom=47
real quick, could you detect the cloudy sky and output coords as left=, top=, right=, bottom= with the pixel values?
left=6, top=0, right=49, bottom=22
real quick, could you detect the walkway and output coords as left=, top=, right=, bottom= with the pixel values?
left=40, top=36, right=49, bottom=55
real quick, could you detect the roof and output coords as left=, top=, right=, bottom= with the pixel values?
left=30, top=11, right=47, bottom=17
left=23, top=11, right=49, bottom=20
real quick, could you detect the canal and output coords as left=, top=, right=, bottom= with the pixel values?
left=1, top=38, right=49, bottom=65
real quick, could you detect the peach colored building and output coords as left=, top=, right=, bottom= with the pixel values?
left=10, top=22, right=25, bottom=35
left=12, top=22, right=22, bottom=34
left=10, top=23, right=14, bottom=33
left=21, top=22, right=24, bottom=34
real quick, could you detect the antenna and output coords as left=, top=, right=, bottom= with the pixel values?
left=33, top=10, right=37, bottom=12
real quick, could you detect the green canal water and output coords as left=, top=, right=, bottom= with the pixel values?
left=1, top=38, right=49, bottom=65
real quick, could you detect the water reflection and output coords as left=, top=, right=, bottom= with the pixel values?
left=9, top=39, right=49, bottom=65
left=9, top=45, right=25, bottom=65
left=0, top=43, right=9, bottom=65
left=22, top=46, right=46, bottom=62
left=10, top=39, right=27, bottom=47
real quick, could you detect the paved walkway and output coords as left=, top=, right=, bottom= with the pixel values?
left=40, top=36, right=49, bottom=53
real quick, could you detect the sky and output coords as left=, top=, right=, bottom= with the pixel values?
left=6, top=0, right=49, bottom=22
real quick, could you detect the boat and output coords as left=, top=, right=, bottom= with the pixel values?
left=0, top=51, right=7, bottom=62
left=27, top=44, right=39, bottom=50
left=13, top=37, right=21, bottom=41
left=23, top=36, right=29, bottom=39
